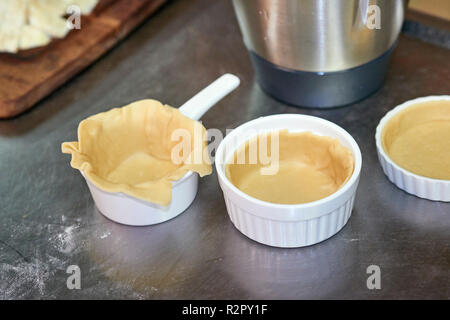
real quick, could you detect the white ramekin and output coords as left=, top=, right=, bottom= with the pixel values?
left=73, top=74, right=240, bottom=226
left=215, top=114, right=362, bottom=248
left=82, top=171, right=198, bottom=226
left=375, top=95, right=450, bottom=202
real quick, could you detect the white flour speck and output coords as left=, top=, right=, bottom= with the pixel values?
left=100, top=231, right=110, bottom=240
left=0, top=254, right=67, bottom=299
left=54, top=225, right=78, bottom=254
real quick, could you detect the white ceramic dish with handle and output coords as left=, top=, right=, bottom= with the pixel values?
left=375, top=95, right=450, bottom=202
left=215, top=114, right=362, bottom=248
left=84, top=73, right=240, bottom=226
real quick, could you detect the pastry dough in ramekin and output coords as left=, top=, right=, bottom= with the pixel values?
left=375, top=96, right=450, bottom=202
left=215, top=114, right=362, bottom=248
left=62, top=99, right=211, bottom=206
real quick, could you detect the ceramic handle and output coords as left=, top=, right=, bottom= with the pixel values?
left=179, top=73, right=240, bottom=120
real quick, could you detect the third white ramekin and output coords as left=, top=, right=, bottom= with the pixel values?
left=375, top=95, right=450, bottom=202
left=215, top=114, right=362, bottom=248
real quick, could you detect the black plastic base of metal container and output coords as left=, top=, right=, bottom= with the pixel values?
left=249, top=45, right=396, bottom=108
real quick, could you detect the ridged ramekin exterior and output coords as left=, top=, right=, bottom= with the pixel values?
left=215, top=114, right=362, bottom=248
left=224, top=193, right=355, bottom=248
left=375, top=96, right=450, bottom=202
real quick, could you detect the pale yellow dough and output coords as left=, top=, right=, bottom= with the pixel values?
left=382, top=100, right=450, bottom=180
left=226, top=130, right=355, bottom=205
left=62, top=99, right=212, bottom=206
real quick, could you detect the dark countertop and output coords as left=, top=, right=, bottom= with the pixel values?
left=0, top=0, right=449, bottom=299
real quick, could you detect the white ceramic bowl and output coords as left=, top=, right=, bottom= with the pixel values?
left=375, top=95, right=450, bottom=202
left=83, top=171, right=198, bottom=226
left=215, top=114, right=362, bottom=248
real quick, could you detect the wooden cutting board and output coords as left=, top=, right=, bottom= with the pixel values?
left=0, top=0, right=167, bottom=118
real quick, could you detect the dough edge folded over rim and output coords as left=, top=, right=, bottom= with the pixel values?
left=62, top=99, right=212, bottom=206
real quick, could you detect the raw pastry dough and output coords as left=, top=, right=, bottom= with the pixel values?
left=19, top=25, right=51, bottom=50
left=62, top=99, right=212, bottom=206
left=0, top=0, right=27, bottom=53
left=382, top=99, right=450, bottom=180
left=226, top=130, right=354, bottom=204
left=0, top=0, right=99, bottom=53
left=28, top=0, right=70, bottom=39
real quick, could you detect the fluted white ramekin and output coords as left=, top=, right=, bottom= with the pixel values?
left=215, top=114, right=362, bottom=248
left=375, top=95, right=450, bottom=202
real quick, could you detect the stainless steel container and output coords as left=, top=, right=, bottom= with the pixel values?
left=232, top=0, right=407, bottom=107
